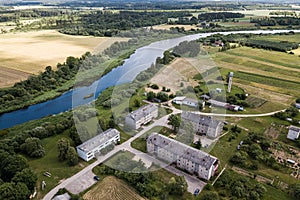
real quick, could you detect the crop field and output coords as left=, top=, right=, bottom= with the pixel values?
left=149, top=57, right=215, bottom=93
left=0, top=66, right=30, bottom=87
left=212, top=47, right=300, bottom=102
left=83, top=176, right=145, bottom=200
left=0, top=30, right=129, bottom=87
left=152, top=24, right=199, bottom=31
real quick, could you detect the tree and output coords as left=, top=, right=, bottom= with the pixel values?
left=168, top=114, right=181, bottom=132
left=0, top=183, right=16, bottom=200
left=12, top=168, right=37, bottom=191
left=230, top=151, right=248, bottom=164
left=134, top=98, right=141, bottom=107
left=15, top=182, right=30, bottom=200
left=66, top=147, right=78, bottom=166
left=192, top=139, right=202, bottom=150
left=20, top=137, right=45, bottom=158
left=200, top=191, right=220, bottom=200
left=147, top=91, right=156, bottom=101
left=168, top=176, right=187, bottom=196
left=1, top=155, right=28, bottom=181
left=289, top=183, right=300, bottom=199
left=156, top=92, right=169, bottom=102
left=57, top=138, right=70, bottom=161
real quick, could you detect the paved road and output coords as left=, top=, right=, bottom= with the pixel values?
left=44, top=111, right=180, bottom=200
left=44, top=104, right=286, bottom=199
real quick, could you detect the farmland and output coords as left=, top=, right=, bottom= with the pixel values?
left=0, top=30, right=129, bottom=87
left=211, top=47, right=300, bottom=105
left=83, top=176, right=145, bottom=200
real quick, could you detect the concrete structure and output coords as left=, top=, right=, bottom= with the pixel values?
left=181, top=111, right=223, bottom=138
left=228, top=72, right=234, bottom=93
left=182, top=98, right=200, bottom=108
left=287, top=126, right=300, bottom=141
left=147, top=133, right=219, bottom=180
left=125, top=104, right=158, bottom=130
left=76, top=129, right=120, bottom=161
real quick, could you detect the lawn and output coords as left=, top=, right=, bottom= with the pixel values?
left=28, top=131, right=92, bottom=199
left=210, top=130, right=247, bottom=167
left=131, top=126, right=173, bottom=153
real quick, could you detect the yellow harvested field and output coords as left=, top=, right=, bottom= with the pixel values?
left=152, top=24, right=199, bottom=31
left=291, top=48, right=300, bottom=56
left=83, top=176, right=145, bottom=200
left=0, top=66, right=30, bottom=88
left=0, top=30, right=129, bottom=87
left=148, top=57, right=215, bottom=94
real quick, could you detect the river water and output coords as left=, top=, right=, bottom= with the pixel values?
left=0, top=29, right=298, bottom=130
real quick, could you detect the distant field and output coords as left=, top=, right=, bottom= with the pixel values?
left=256, top=33, right=300, bottom=43
left=0, top=66, right=30, bottom=87
left=83, top=176, right=145, bottom=200
left=152, top=24, right=199, bottom=31
left=212, top=47, right=300, bottom=102
left=0, top=30, right=129, bottom=87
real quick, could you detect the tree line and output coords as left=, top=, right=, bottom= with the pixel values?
left=251, top=16, right=300, bottom=26
left=198, top=32, right=299, bottom=52
left=198, top=12, right=245, bottom=21
left=59, top=11, right=191, bottom=37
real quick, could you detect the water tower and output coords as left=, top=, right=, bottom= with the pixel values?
left=228, top=72, right=234, bottom=93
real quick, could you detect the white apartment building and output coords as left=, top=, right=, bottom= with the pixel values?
left=147, top=133, right=219, bottom=180
left=76, top=128, right=120, bottom=161
left=125, top=104, right=158, bottom=130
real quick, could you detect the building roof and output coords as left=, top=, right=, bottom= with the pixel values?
left=76, top=128, right=119, bottom=153
left=295, top=103, right=300, bottom=108
left=289, top=125, right=300, bottom=132
left=173, top=96, right=186, bottom=102
left=147, top=133, right=217, bottom=169
left=208, top=99, right=228, bottom=107
left=181, top=111, right=222, bottom=129
left=200, top=94, right=211, bottom=100
left=183, top=98, right=198, bottom=104
left=127, top=104, right=158, bottom=121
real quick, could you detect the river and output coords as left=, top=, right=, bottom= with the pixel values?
left=0, top=29, right=298, bottom=130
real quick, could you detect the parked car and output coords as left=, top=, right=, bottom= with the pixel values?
left=194, top=188, right=200, bottom=196
left=94, top=176, right=100, bottom=181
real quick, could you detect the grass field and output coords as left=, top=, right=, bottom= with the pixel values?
left=0, top=30, right=129, bottom=87
left=28, top=131, right=92, bottom=199
left=211, top=47, right=300, bottom=106
left=83, top=176, right=145, bottom=200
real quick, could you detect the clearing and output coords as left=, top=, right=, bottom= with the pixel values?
left=148, top=57, right=215, bottom=94
left=83, top=176, right=145, bottom=200
left=0, top=30, right=129, bottom=87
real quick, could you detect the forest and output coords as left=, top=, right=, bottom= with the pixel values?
left=198, top=32, right=299, bottom=52
left=251, top=16, right=300, bottom=26
left=60, top=11, right=191, bottom=36
left=198, top=12, right=245, bottom=21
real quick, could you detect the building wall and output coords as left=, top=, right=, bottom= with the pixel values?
left=77, top=134, right=120, bottom=162
left=147, top=138, right=216, bottom=180
left=125, top=106, right=158, bottom=130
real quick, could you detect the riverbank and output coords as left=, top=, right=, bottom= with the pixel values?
left=0, top=31, right=183, bottom=115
